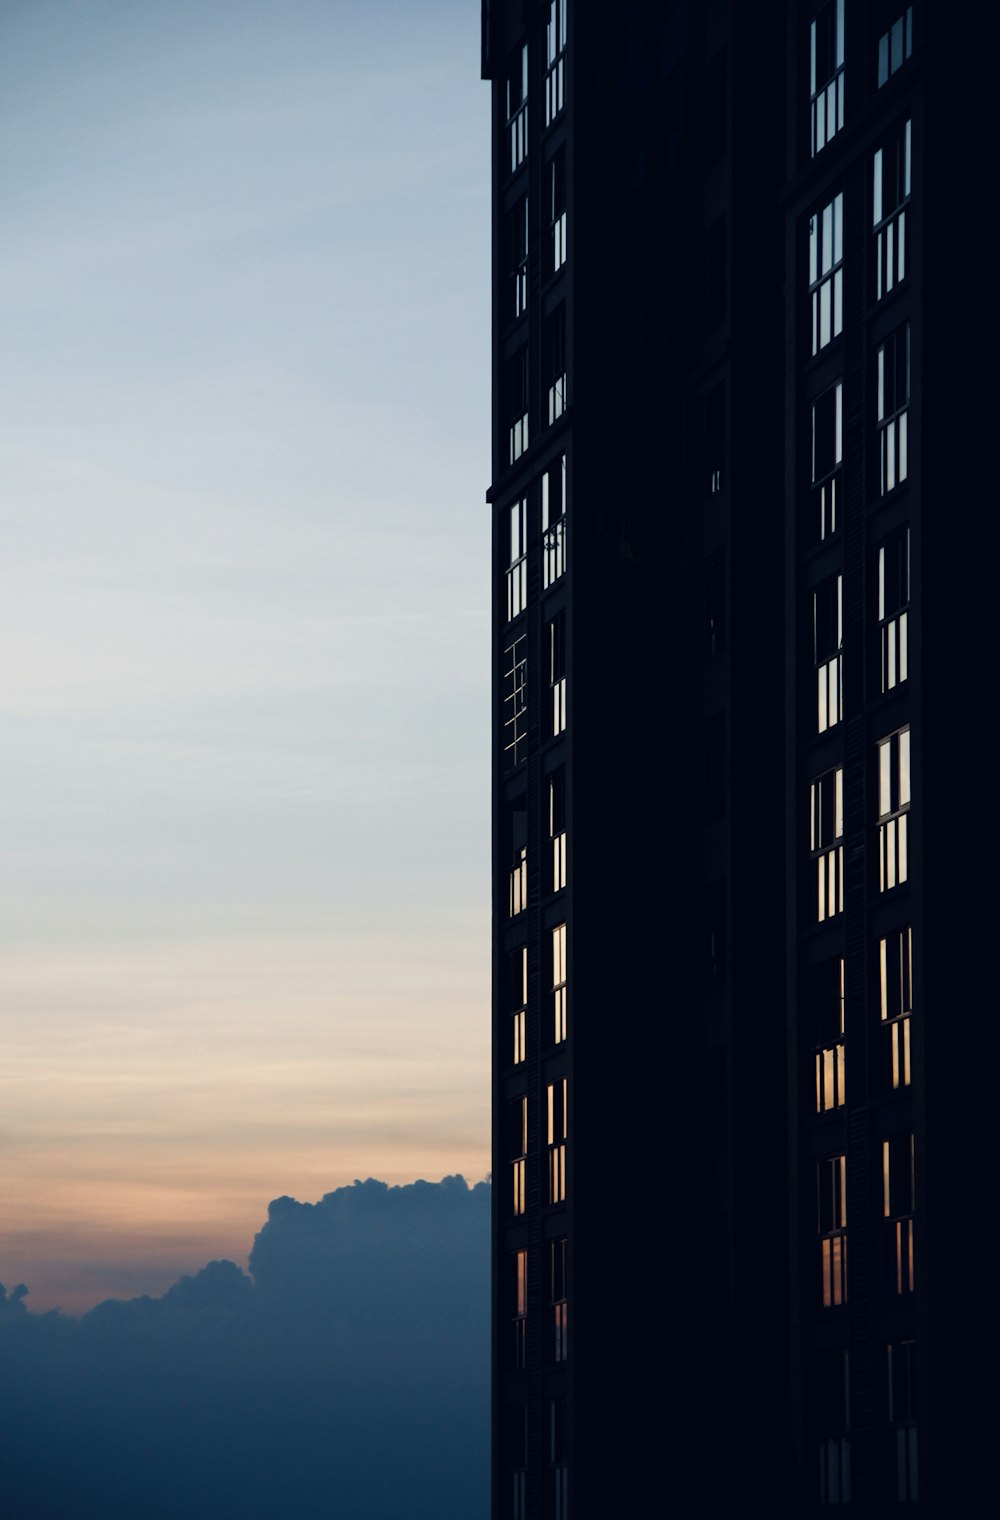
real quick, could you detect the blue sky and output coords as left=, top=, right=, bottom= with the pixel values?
left=0, top=0, right=492, bottom=1312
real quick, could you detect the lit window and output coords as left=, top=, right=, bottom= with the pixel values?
left=546, top=1078, right=567, bottom=1203
left=810, top=957, right=846, bottom=1113
left=818, top=1154, right=847, bottom=1307
left=552, top=923, right=567, bottom=1043
left=882, top=1133, right=915, bottom=1294
left=812, top=380, right=843, bottom=540
left=809, top=193, right=844, bottom=354
left=874, top=120, right=911, bottom=300
left=887, top=1340, right=919, bottom=1503
left=542, top=454, right=567, bottom=587
left=548, top=611, right=566, bottom=736
left=549, top=1398, right=568, bottom=1520
left=877, top=728, right=910, bottom=891
left=549, top=146, right=566, bottom=272
left=878, top=527, right=909, bottom=693
left=506, top=798, right=527, bottom=916
left=877, top=8, right=913, bottom=88
left=508, top=945, right=527, bottom=1066
left=545, top=0, right=566, bottom=125
left=810, top=766, right=844, bottom=922
left=509, top=1249, right=528, bottom=1371
left=506, top=44, right=528, bottom=174
left=818, top=1349, right=851, bottom=1505
left=509, top=1096, right=527, bottom=1217
left=544, top=304, right=566, bottom=424
left=549, top=768, right=567, bottom=893
left=880, top=926, right=912, bottom=1090
left=508, top=196, right=528, bottom=321
left=814, top=573, right=843, bottom=733
left=877, top=326, right=910, bottom=495
left=507, top=347, right=529, bottom=463
left=506, top=498, right=527, bottom=621
left=810, top=0, right=845, bottom=157
left=502, top=637, right=528, bottom=769
left=549, top=1238, right=567, bottom=1362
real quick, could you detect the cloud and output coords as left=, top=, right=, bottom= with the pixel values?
left=0, top=1176, right=489, bottom=1520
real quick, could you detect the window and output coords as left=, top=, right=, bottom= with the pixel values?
left=542, top=454, right=567, bottom=586
left=705, top=216, right=726, bottom=332
left=818, top=1154, right=847, bottom=1307
left=880, top=926, right=912, bottom=1089
left=887, top=1340, right=919, bottom=1503
left=812, top=381, right=843, bottom=539
left=548, top=611, right=566, bottom=736
left=506, top=798, right=527, bottom=916
left=810, top=956, right=846, bottom=1113
left=810, top=767, right=844, bottom=922
left=814, top=573, right=843, bottom=732
left=552, top=923, right=567, bottom=1043
left=817, top=1349, right=851, bottom=1505
left=545, top=0, right=566, bottom=125
left=506, top=498, right=527, bottom=621
left=550, top=1401, right=568, bottom=1520
left=810, top=0, right=845, bottom=157
left=877, top=8, right=913, bottom=88
left=544, top=304, right=566, bottom=424
left=547, top=1078, right=567, bottom=1203
left=507, top=347, right=529, bottom=463
left=509, top=1249, right=528, bottom=1371
left=877, top=325, right=910, bottom=494
left=550, top=1238, right=567, bottom=1362
left=549, top=147, right=566, bottom=273
left=509, top=1096, right=527, bottom=1217
left=809, top=193, right=844, bottom=354
left=705, top=383, right=725, bottom=494
left=506, top=44, right=528, bottom=174
left=549, top=768, right=567, bottom=892
left=507, top=1406, right=527, bottom=1520
left=882, top=1133, right=915, bottom=1294
left=508, top=196, right=528, bottom=321
left=878, top=526, right=909, bottom=692
left=706, top=550, right=724, bottom=657
left=503, top=637, right=528, bottom=769
left=508, top=945, right=527, bottom=1066
left=874, top=119, right=911, bottom=300
left=878, top=728, right=910, bottom=891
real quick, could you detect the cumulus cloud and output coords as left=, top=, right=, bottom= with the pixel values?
left=0, top=1176, right=490, bottom=1520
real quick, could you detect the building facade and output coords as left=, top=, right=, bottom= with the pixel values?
left=484, top=3, right=985, bottom=1515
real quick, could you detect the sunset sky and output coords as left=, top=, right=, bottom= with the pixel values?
left=0, top=0, right=491, bottom=1313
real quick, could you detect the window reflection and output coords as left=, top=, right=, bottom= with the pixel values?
left=882, top=1134, right=915, bottom=1295
left=877, top=8, right=913, bottom=89
left=814, top=573, right=843, bottom=732
left=810, top=0, right=845, bottom=157
left=509, top=1249, right=528, bottom=1371
left=548, top=612, right=567, bottom=736
left=809, top=193, right=844, bottom=354
left=552, top=924, right=567, bottom=1043
left=508, top=945, right=527, bottom=1066
left=878, top=527, right=910, bottom=693
left=546, top=1078, right=567, bottom=1203
left=818, top=1154, right=848, bottom=1307
left=810, top=957, right=845, bottom=1113
left=880, top=926, right=912, bottom=1089
left=887, top=1340, right=919, bottom=1503
left=877, top=326, right=910, bottom=495
left=542, top=454, right=567, bottom=587
left=874, top=120, right=911, bottom=300
left=509, top=1096, right=527, bottom=1217
left=817, top=1349, right=851, bottom=1505
left=505, top=43, right=528, bottom=175
left=549, top=1238, right=567, bottom=1363
left=549, top=769, right=567, bottom=893
left=506, top=498, right=527, bottom=622
left=545, top=0, right=566, bottom=126
left=810, top=766, right=844, bottom=921
left=812, top=380, right=843, bottom=540
left=877, top=728, right=910, bottom=891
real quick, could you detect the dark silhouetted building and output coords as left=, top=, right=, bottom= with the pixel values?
left=483, top=4, right=988, bottom=1515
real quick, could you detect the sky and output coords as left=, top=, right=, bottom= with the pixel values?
left=0, top=0, right=492, bottom=1314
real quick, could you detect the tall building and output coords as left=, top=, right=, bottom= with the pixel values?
left=483, top=3, right=988, bottom=1515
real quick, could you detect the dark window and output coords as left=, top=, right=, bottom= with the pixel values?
left=549, top=768, right=566, bottom=892
left=880, top=925, right=912, bottom=1090
left=812, top=381, right=843, bottom=540
left=810, top=0, right=845, bottom=156
left=882, top=1133, right=915, bottom=1295
left=877, top=326, right=910, bottom=495
left=886, top=1339, right=919, bottom=1503
left=877, top=7, right=913, bottom=88
left=878, top=526, right=909, bottom=692
left=809, top=194, right=844, bottom=353
left=808, top=956, right=846, bottom=1112
left=508, top=197, right=528, bottom=321
left=505, top=44, right=528, bottom=174
left=509, top=1096, right=527, bottom=1217
left=547, top=610, right=566, bottom=736
left=810, top=767, right=844, bottom=922
left=818, top=1154, right=847, bottom=1307
left=508, top=945, right=527, bottom=1066
left=544, top=304, right=566, bottom=424
left=508, top=1249, right=528, bottom=1371
left=542, top=453, right=567, bottom=586
left=816, top=1348, right=851, bottom=1505
left=814, top=573, right=843, bottom=732
left=549, top=147, right=567, bottom=273
left=507, top=347, right=529, bottom=463
left=549, top=1238, right=567, bottom=1362
left=506, top=797, right=527, bottom=917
